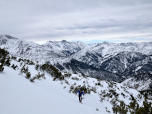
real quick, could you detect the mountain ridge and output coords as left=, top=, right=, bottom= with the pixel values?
left=1, top=34, right=152, bottom=86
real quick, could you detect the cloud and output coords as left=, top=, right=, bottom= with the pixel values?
left=0, top=0, right=152, bottom=43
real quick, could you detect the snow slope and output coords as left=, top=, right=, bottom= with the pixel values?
left=0, top=61, right=109, bottom=114
left=0, top=57, right=149, bottom=114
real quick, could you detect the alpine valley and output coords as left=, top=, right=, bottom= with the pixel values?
left=1, top=34, right=152, bottom=91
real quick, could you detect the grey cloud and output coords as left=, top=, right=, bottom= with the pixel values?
left=0, top=0, right=152, bottom=43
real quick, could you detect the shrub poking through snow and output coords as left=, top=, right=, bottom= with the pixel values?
left=35, top=72, right=45, bottom=79
left=0, top=64, right=4, bottom=72
left=11, top=56, right=16, bottom=60
left=5, top=57, right=10, bottom=66
left=40, top=64, right=62, bottom=79
left=35, top=64, right=39, bottom=71
left=30, top=72, right=45, bottom=82
left=95, top=82, right=101, bottom=86
left=30, top=77, right=36, bottom=82
left=91, top=87, right=97, bottom=93
left=112, top=97, right=152, bottom=113
left=11, top=64, right=18, bottom=70
left=20, top=65, right=26, bottom=74
left=71, top=77, right=79, bottom=80
left=65, top=79, right=70, bottom=85
left=59, top=76, right=64, bottom=80
left=53, top=78, right=56, bottom=81
left=64, top=73, right=71, bottom=77
left=0, top=48, right=10, bottom=72
left=25, top=72, right=31, bottom=79
left=70, top=85, right=74, bottom=90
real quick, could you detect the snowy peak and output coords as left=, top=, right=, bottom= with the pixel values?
left=0, top=34, right=18, bottom=45
left=1, top=34, right=152, bottom=84
left=0, top=34, right=18, bottom=40
left=44, top=40, right=87, bottom=49
left=43, top=40, right=88, bottom=56
left=92, top=41, right=152, bottom=56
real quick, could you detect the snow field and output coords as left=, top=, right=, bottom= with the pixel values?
left=0, top=61, right=109, bottom=114
left=0, top=59, right=147, bottom=114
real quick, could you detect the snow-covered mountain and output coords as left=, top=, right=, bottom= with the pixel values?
left=0, top=34, right=88, bottom=62
left=64, top=42, right=152, bottom=74
left=55, top=59, right=123, bottom=82
left=100, top=52, right=149, bottom=75
left=1, top=49, right=152, bottom=114
left=121, top=73, right=152, bottom=91
left=44, top=40, right=88, bottom=56
left=1, top=34, right=152, bottom=83
left=122, top=54, right=152, bottom=77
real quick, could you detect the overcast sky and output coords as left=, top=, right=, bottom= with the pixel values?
left=0, top=0, right=152, bottom=44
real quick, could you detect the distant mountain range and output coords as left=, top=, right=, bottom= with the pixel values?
left=1, top=34, right=152, bottom=90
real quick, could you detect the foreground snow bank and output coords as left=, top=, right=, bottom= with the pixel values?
left=0, top=66, right=108, bottom=114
